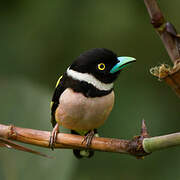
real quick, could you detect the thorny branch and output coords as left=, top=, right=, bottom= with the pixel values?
left=1, top=121, right=180, bottom=158
left=0, top=121, right=149, bottom=158
left=0, top=121, right=180, bottom=159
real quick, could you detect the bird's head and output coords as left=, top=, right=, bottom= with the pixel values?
left=69, top=48, right=136, bottom=84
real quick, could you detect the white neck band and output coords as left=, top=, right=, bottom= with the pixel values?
left=67, top=68, right=113, bottom=91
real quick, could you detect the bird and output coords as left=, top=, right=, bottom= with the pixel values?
left=49, top=48, right=136, bottom=158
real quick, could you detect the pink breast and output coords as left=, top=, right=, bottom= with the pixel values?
left=55, top=88, right=114, bottom=130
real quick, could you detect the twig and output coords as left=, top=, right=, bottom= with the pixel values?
left=143, top=133, right=180, bottom=153
left=0, top=137, right=52, bottom=158
left=144, top=0, right=180, bottom=63
left=144, top=0, right=180, bottom=97
left=0, top=121, right=180, bottom=158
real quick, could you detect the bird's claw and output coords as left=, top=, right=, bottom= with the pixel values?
left=49, top=132, right=57, bottom=150
left=82, top=130, right=95, bottom=148
left=49, top=123, right=59, bottom=150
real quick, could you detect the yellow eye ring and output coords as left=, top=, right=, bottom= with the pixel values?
left=98, top=63, right=105, bottom=70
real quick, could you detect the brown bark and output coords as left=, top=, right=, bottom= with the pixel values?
left=0, top=122, right=149, bottom=158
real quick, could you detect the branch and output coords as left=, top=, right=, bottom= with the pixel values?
left=144, top=0, right=179, bottom=63
left=0, top=121, right=180, bottom=158
left=143, top=133, right=180, bottom=153
left=144, top=0, right=180, bottom=97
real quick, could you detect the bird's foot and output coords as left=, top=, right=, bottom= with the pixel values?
left=82, top=130, right=95, bottom=148
left=49, top=123, right=59, bottom=150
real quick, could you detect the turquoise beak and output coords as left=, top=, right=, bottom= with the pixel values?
left=110, top=56, right=136, bottom=74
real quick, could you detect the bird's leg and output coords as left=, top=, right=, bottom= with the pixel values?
left=82, top=130, right=95, bottom=148
left=49, top=123, right=59, bottom=150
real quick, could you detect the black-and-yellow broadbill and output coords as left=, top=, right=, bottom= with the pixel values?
left=50, top=48, right=136, bottom=158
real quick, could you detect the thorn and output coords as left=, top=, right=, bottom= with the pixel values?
left=166, top=22, right=178, bottom=37
left=141, top=119, right=149, bottom=138
left=165, top=22, right=180, bottom=55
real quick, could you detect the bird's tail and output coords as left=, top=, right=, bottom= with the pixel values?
left=71, top=129, right=98, bottom=159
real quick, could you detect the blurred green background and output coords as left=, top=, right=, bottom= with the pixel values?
left=0, top=0, right=180, bottom=180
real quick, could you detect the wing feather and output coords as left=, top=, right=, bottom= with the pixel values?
left=51, top=75, right=66, bottom=127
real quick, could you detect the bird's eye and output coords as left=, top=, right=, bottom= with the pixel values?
left=98, top=63, right=105, bottom=70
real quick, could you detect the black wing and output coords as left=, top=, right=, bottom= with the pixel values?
left=50, top=75, right=66, bottom=127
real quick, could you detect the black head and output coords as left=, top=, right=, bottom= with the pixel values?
left=70, top=48, right=135, bottom=84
